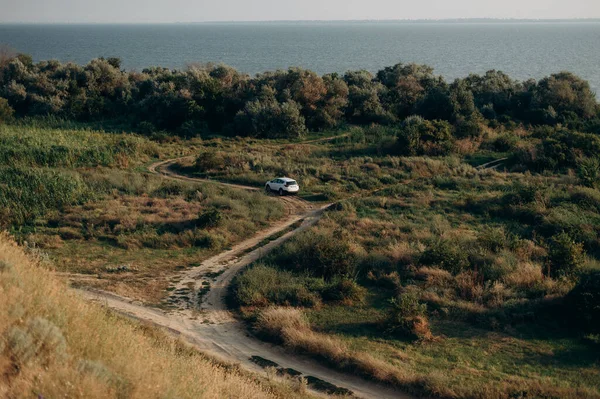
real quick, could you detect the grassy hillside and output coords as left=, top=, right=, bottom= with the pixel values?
left=0, top=233, right=314, bottom=399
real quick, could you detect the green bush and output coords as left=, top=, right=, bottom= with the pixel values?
left=194, top=151, right=225, bottom=172
left=267, top=230, right=359, bottom=280
left=321, top=279, right=366, bottom=304
left=0, top=97, right=14, bottom=124
left=396, top=116, right=454, bottom=156
left=420, top=238, right=470, bottom=274
left=477, top=227, right=509, bottom=253
left=233, top=264, right=322, bottom=308
left=576, top=157, right=600, bottom=188
left=454, top=117, right=483, bottom=138
left=570, top=187, right=600, bottom=213
left=491, top=133, right=519, bottom=152
left=385, top=292, right=431, bottom=340
left=196, top=208, right=223, bottom=228
left=565, top=271, right=600, bottom=333
left=526, top=130, right=600, bottom=172
left=546, top=232, right=585, bottom=278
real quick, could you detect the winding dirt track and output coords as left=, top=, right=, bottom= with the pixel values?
left=80, top=157, right=410, bottom=399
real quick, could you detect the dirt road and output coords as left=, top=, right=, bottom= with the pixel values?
left=80, top=158, right=410, bottom=399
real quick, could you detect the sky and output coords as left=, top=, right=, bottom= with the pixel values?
left=0, top=0, right=599, bottom=23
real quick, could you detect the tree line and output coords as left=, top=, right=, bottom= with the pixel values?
left=0, top=53, right=598, bottom=139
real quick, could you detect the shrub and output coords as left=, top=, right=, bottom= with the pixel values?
left=0, top=259, right=12, bottom=272
left=233, top=264, right=322, bottom=308
left=269, top=231, right=359, bottom=280
left=152, top=180, right=186, bottom=197
left=477, top=226, right=510, bottom=253
left=322, top=279, right=366, bottom=304
left=396, top=116, right=454, bottom=156
left=0, top=97, right=14, bottom=124
left=454, top=117, right=483, bottom=138
left=570, top=187, right=600, bottom=213
left=420, top=238, right=470, bottom=274
left=195, top=151, right=225, bottom=172
left=526, top=130, right=600, bottom=172
left=137, top=121, right=156, bottom=135
left=254, top=307, right=310, bottom=343
left=546, top=232, right=585, bottom=278
left=491, top=133, right=519, bottom=152
left=5, top=317, right=68, bottom=367
left=196, top=208, right=222, bottom=228
left=577, top=157, right=600, bottom=188
left=385, top=292, right=432, bottom=340
left=565, top=271, right=600, bottom=333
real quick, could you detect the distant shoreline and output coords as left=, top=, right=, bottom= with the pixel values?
left=2, top=18, right=600, bottom=25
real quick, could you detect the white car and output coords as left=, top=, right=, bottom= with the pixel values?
left=265, top=177, right=300, bottom=196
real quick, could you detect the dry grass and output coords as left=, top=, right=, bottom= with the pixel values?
left=0, top=233, right=314, bottom=399
left=254, top=307, right=600, bottom=399
left=254, top=307, right=443, bottom=396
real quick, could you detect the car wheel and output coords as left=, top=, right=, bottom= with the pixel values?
left=278, top=188, right=284, bottom=196
left=265, top=185, right=271, bottom=193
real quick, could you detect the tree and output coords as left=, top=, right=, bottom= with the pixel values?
left=0, top=97, right=14, bottom=124
left=0, top=45, right=16, bottom=81
left=344, top=70, right=393, bottom=124
left=416, top=85, right=453, bottom=121
left=396, top=116, right=454, bottom=156
left=463, top=70, right=520, bottom=117
left=234, top=98, right=307, bottom=139
left=311, top=73, right=349, bottom=129
left=533, top=72, right=597, bottom=120
left=377, top=63, right=443, bottom=119
left=448, top=80, right=483, bottom=138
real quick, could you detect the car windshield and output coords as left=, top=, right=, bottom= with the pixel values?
left=286, top=181, right=297, bottom=186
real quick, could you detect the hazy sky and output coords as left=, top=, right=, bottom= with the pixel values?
left=1, top=0, right=599, bottom=23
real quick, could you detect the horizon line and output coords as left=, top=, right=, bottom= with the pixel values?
left=2, top=17, right=600, bottom=25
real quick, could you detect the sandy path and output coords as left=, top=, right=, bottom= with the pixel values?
left=77, top=157, right=411, bottom=399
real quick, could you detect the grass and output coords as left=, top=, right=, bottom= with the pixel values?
left=172, top=136, right=403, bottom=199
left=0, top=122, right=286, bottom=304
left=0, top=124, right=162, bottom=168
left=0, top=233, right=315, bottom=399
left=4, top=119, right=600, bottom=397
left=233, top=157, right=600, bottom=398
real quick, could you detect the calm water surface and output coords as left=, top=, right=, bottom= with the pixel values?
left=0, top=22, right=599, bottom=92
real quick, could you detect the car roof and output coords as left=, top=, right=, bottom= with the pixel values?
left=276, top=177, right=296, bottom=182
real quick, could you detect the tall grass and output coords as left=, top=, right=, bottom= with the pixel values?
left=0, top=124, right=160, bottom=168
left=254, top=307, right=600, bottom=399
left=0, top=233, right=313, bottom=399
left=0, top=166, right=93, bottom=226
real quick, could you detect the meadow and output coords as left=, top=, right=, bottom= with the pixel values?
left=227, top=132, right=600, bottom=398
left=0, top=123, right=286, bottom=303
